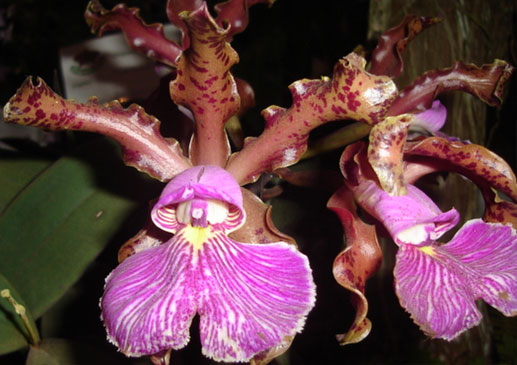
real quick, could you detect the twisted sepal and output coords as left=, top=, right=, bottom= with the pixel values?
left=165, top=0, right=204, bottom=49
left=369, top=15, right=440, bottom=78
left=3, top=77, right=191, bottom=181
left=395, top=219, right=517, bottom=340
left=101, top=227, right=316, bottom=362
left=226, top=53, right=398, bottom=184
left=85, top=0, right=182, bottom=67
left=403, top=136, right=517, bottom=228
left=328, top=187, right=382, bottom=345
left=388, top=59, right=514, bottom=115
left=169, top=4, right=240, bottom=166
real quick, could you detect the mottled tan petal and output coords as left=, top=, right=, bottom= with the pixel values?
left=229, top=189, right=296, bottom=245
left=482, top=190, right=517, bottom=229
left=368, top=114, right=412, bottom=195
left=404, top=136, right=517, bottom=227
left=169, top=4, right=239, bottom=166
left=118, top=217, right=171, bottom=263
left=3, top=77, right=191, bottom=181
left=226, top=53, right=398, bottom=185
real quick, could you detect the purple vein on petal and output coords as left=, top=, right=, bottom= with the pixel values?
left=394, top=219, right=517, bottom=340
left=101, top=226, right=316, bottom=362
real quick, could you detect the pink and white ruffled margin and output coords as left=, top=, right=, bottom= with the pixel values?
left=100, top=166, right=316, bottom=362
left=354, top=180, right=517, bottom=340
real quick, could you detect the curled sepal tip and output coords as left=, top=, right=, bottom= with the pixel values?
left=483, top=189, right=517, bottom=229
left=369, top=15, right=441, bottom=78
left=395, top=219, right=517, bottom=340
left=85, top=0, right=182, bottom=67
left=165, top=0, right=204, bottom=49
left=328, top=187, right=382, bottom=345
left=388, top=59, right=515, bottom=115
left=3, top=77, right=191, bottom=181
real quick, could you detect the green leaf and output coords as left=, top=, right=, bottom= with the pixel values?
left=0, top=273, right=34, bottom=355
left=0, top=155, right=52, bottom=213
left=0, top=139, right=147, bottom=325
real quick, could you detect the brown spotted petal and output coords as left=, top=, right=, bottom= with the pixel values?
left=369, top=15, right=440, bottom=78
left=328, top=187, right=383, bottom=345
left=339, top=141, right=378, bottom=188
left=117, top=220, right=171, bottom=263
left=226, top=53, right=398, bottom=185
left=3, top=77, right=191, bottom=181
left=404, top=137, right=517, bottom=226
left=214, top=0, right=275, bottom=40
left=85, top=0, right=182, bottom=67
left=169, top=4, right=239, bottom=167
left=368, top=114, right=412, bottom=195
left=388, top=60, right=514, bottom=116
left=229, top=189, right=296, bottom=245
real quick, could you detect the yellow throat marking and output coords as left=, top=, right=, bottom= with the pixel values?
left=418, top=246, right=435, bottom=256
left=183, top=225, right=213, bottom=250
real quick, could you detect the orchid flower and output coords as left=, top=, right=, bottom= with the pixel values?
left=331, top=121, right=517, bottom=341
left=326, top=14, right=516, bottom=345
left=346, top=148, right=517, bottom=339
left=102, top=165, right=315, bottom=361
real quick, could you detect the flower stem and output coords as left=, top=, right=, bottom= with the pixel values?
left=1, top=289, right=40, bottom=345
left=302, top=122, right=372, bottom=160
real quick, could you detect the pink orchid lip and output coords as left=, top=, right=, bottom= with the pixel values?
left=394, top=218, right=517, bottom=340
left=101, top=225, right=317, bottom=361
left=353, top=180, right=459, bottom=246
left=151, top=165, right=245, bottom=234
